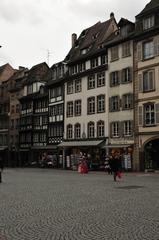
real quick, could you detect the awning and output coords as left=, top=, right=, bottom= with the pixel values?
left=58, top=140, right=104, bottom=147
left=102, top=144, right=132, bottom=149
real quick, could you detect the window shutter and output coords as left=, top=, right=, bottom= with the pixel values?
left=130, top=120, right=133, bottom=136
left=154, top=36, right=159, bottom=56
left=121, top=70, right=124, bottom=83
left=110, top=73, right=112, bottom=87
left=155, top=103, right=159, bottom=124
left=138, top=106, right=143, bottom=126
left=110, top=122, right=113, bottom=138
left=138, top=74, right=143, bottom=92
left=118, top=71, right=121, bottom=84
left=109, top=97, right=112, bottom=112
left=149, top=70, right=155, bottom=90
left=121, top=95, right=125, bottom=110
left=137, top=42, right=142, bottom=61
left=129, top=67, right=132, bottom=82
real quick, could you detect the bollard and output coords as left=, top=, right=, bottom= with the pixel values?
left=0, top=171, right=1, bottom=183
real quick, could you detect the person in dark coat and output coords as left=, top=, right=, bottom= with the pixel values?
left=111, top=154, right=121, bottom=181
left=0, top=156, right=4, bottom=172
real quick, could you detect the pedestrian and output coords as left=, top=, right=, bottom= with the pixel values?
left=0, top=156, right=4, bottom=172
left=111, top=153, right=122, bottom=181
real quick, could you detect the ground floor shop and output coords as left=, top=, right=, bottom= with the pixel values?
left=58, top=140, right=106, bottom=170
left=139, top=135, right=159, bottom=171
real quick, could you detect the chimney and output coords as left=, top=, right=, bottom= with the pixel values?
left=110, top=12, right=115, bottom=19
left=72, top=33, right=77, bottom=47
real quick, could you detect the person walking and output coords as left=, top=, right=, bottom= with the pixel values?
left=0, top=156, right=4, bottom=172
left=111, top=154, right=121, bottom=181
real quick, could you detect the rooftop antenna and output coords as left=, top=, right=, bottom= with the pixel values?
left=46, top=49, right=53, bottom=66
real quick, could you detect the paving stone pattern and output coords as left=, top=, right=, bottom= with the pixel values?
left=0, top=169, right=159, bottom=240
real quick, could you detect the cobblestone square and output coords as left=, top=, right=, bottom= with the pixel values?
left=0, top=169, right=159, bottom=240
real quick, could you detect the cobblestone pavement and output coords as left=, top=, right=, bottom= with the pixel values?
left=0, top=169, right=159, bottom=240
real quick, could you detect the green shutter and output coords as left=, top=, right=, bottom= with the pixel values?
left=138, top=106, right=143, bottom=126
left=155, top=103, right=159, bottom=124
left=138, top=74, right=143, bottom=92
left=154, top=36, right=159, bottom=56
left=137, top=42, right=142, bottom=61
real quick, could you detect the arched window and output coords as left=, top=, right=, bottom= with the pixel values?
left=97, top=121, right=105, bottom=137
left=74, top=123, right=81, bottom=139
left=88, top=122, right=95, bottom=138
left=67, top=124, right=73, bottom=139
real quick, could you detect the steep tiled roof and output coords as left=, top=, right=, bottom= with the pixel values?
left=136, top=0, right=159, bottom=17
left=26, top=62, right=49, bottom=84
left=65, top=18, right=116, bottom=62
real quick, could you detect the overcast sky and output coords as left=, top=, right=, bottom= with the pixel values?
left=0, top=0, right=149, bottom=69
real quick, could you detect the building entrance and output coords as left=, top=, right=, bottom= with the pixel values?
left=144, top=139, right=159, bottom=170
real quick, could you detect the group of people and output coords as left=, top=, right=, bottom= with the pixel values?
left=105, top=153, right=122, bottom=181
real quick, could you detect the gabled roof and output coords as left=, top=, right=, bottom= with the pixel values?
left=26, top=62, right=49, bottom=84
left=65, top=17, right=117, bottom=63
left=118, top=18, right=134, bottom=27
left=136, top=0, right=159, bottom=17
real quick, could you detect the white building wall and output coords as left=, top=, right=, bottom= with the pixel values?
left=107, top=40, right=134, bottom=144
left=64, top=71, right=109, bottom=139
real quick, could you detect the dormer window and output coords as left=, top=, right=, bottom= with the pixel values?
left=143, top=15, right=154, bottom=30
left=81, top=48, right=87, bottom=55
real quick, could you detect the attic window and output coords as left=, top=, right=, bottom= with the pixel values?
left=143, top=15, right=154, bottom=30
left=81, top=45, right=92, bottom=55
left=92, top=32, right=99, bottom=39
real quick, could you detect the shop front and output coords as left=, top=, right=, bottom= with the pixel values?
left=58, top=140, right=106, bottom=170
left=105, top=144, right=134, bottom=171
left=31, top=145, right=59, bottom=168
left=143, top=138, right=159, bottom=171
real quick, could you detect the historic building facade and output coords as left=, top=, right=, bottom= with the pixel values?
left=134, top=0, right=159, bottom=171
left=59, top=14, right=118, bottom=169
left=106, top=18, right=135, bottom=170
left=0, top=64, right=15, bottom=165
left=19, top=62, right=49, bottom=166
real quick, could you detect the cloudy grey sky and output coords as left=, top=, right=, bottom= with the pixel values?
left=0, top=0, right=149, bottom=69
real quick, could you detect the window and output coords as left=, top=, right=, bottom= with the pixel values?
left=144, top=104, right=155, bottom=126
left=87, top=97, right=95, bottom=114
left=88, top=75, right=95, bottom=89
left=97, top=72, right=105, bottom=87
left=39, top=133, right=46, bottom=142
left=97, top=95, right=105, bottom=113
left=143, top=70, right=155, bottom=92
left=122, top=68, right=132, bottom=83
left=110, top=96, right=120, bottom=112
left=97, top=121, right=104, bottom=137
left=111, top=46, right=119, bottom=61
left=27, top=85, right=33, bottom=94
left=122, top=94, right=133, bottom=110
left=122, top=42, right=131, bottom=57
left=67, top=124, right=73, bottom=139
left=75, top=100, right=81, bottom=116
left=74, top=123, right=81, bottom=139
left=101, top=55, right=107, bottom=65
left=91, top=58, right=98, bottom=68
left=67, top=102, right=73, bottom=117
left=33, top=133, right=39, bottom=142
left=111, top=122, right=119, bottom=137
left=124, top=121, right=132, bottom=136
left=143, top=41, right=154, bottom=59
left=75, top=79, right=81, bottom=93
left=11, top=105, right=14, bottom=114
left=110, top=71, right=119, bottom=86
left=88, top=122, right=95, bottom=138
left=143, top=16, right=154, bottom=30
left=71, top=65, right=77, bottom=75
left=67, top=81, right=74, bottom=94
left=78, top=62, right=86, bottom=72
